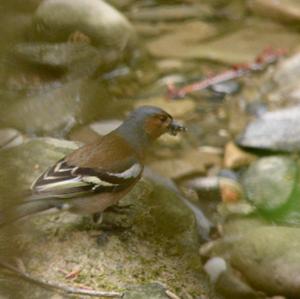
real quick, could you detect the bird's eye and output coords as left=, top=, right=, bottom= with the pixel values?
left=159, top=115, right=168, bottom=122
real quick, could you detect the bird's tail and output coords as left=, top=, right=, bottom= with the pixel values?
left=0, top=197, right=60, bottom=228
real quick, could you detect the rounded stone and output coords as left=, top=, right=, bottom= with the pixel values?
left=248, top=0, right=300, bottom=25
left=33, top=0, right=136, bottom=50
left=241, top=156, right=298, bottom=211
left=0, top=128, right=24, bottom=149
left=237, top=106, right=300, bottom=152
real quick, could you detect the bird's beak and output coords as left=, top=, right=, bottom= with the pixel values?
left=168, top=120, right=187, bottom=136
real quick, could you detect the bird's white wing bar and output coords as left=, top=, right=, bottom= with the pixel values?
left=31, top=159, right=143, bottom=199
left=81, top=176, right=115, bottom=187
left=34, top=177, right=84, bottom=193
left=54, top=160, right=74, bottom=172
left=107, top=163, right=142, bottom=179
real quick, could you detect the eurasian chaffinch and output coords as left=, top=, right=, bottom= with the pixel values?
left=1, top=106, right=186, bottom=225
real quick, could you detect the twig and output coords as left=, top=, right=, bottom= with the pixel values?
left=0, top=260, right=122, bottom=298
left=166, top=289, right=182, bottom=299
left=166, top=47, right=287, bottom=99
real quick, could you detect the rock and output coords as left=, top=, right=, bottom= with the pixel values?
left=146, top=21, right=218, bottom=59
left=1, top=14, right=32, bottom=45
left=144, top=168, right=213, bottom=241
left=123, top=283, right=171, bottom=299
left=0, top=138, right=212, bottom=297
left=241, top=156, right=298, bottom=211
left=248, top=0, right=300, bottom=25
left=134, top=22, right=191, bottom=38
left=224, top=141, right=257, bottom=169
left=237, top=105, right=300, bottom=152
left=217, top=201, right=256, bottom=218
left=0, top=78, right=118, bottom=136
left=135, top=96, right=196, bottom=118
left=69, top=120, right=122, bottom=143
left=166, top=19, right=300, bottom=64
left=1, top=0, right=39, bottom=13
left=14, top=43, right=97, bottom=67
left=217, top=0, right=247, bottom=21
left=155, top=74, right=186, bottom=91
left=273, top=52, right=300, bottom=87
left=219, top=177, right=244, bottom=204
left=183, top=175, right=221, bottom=231
left=90, top=120, right=122, bottom=136
left=184, top=176, right=220, bottom=202
left=127, top=4, right=212, bottom=22
left=134, top=22, right=174, bottom=38
left=287, top=86, right=300, bottom=102
left=210, top=81, right=241, bottom=96
left=245, top=101, right=267, bottom=117
left=150, top=148, right=222, bottom=181
left=183, top=148, right=222, bottom=172
left=0, top=128, right=24, bottom=149
left=33, top=0, right=136, bottom=51
left=183, top=171, right=246, bottom=225
left=204, top=256, right=263, bottom=299
left=107, top=0, right=134, bottom=10
left=204, top=257, right=227, bottom=283
left=156, top=59, right=187, bottom=74
left=216, top=267, right=265, bottom=299
left=269, top=52, right=300, bottom=105
left=150, top=159, right=205, bottom=181
left=13, top=42, right=105, bottom=76
left=185, top=171, right=248, bottom=217
left=201, top=218, right=300, bottom=297
left=229, top=226, right=300, bottom=297
left=0, top=138, right=79, bottom=202
left=26, top=178, right=204, bottom=295
left=226, top=97, right=250, bottom=136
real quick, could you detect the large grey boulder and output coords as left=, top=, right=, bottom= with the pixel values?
left=237, top=106, right=300, bottom=152
left=0, top=78, right=121, bottom=136
left=33, top=0, right=136, bottom=51
left=248, top=0, right=300, bottom=25
left=202, top=218, right=300, bottom=298
left=0, top=138, right=214, bottom=298
left=241, top=156, right=298, bottom=212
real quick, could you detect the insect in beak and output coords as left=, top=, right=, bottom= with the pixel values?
left=168, top=120, right=187, bottom=136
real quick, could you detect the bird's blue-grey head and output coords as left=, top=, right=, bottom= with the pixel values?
left=115, top=105, right=186, bottom=152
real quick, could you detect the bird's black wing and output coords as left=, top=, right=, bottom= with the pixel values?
left=30, top=158, right=143, bottom=199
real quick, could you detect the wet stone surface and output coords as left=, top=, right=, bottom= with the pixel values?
left=202, top=219, right=300, bottom=298
left=33, top=0, right=136, bottom=51
left=122, top=283, right=172, bottom=299
left=241, top=156, right=298, bottom=212
left=248, top=0, right=300, bottom=25
left=0, top=138, right=216, bottom=298
left=237, top=106, right=300, bottom=152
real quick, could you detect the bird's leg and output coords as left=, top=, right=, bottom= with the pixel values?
left=104, top=204, right=133, bottom=215
left=92, top=212, right=103, bottom=224
left=90, top=210, right=131, bottom=246
left=93, top=204, right=133, bottom=234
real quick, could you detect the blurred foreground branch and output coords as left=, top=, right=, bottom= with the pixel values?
left=0, top=260, right=122, bottom=298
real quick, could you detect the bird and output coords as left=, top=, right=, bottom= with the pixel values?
left=0, top=106, right=186, bottom=226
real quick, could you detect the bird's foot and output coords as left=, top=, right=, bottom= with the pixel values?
left=90, top=223, right=131, bottom=246
left=105, top=204, right=133, bottom=215
left=92, top=212, right=103, bottom=224
left=96, top=221, right=131, bottom=233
